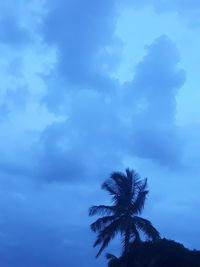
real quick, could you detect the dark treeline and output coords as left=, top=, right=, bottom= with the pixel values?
left=89, top=169, right=200, bottom=267
left=107, top=238, right=200, bottom=267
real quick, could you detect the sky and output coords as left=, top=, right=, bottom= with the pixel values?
left=0, top=0, right=200, bottom=266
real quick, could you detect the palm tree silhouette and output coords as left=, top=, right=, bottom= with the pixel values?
left=89, top=169, right=160, bottom=258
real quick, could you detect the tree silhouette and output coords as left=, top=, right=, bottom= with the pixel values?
left=89, top=168, right=160, bottom=258
left=106, top=253, right=122, bottom=267
left=110, top=239, right=200, bottom=267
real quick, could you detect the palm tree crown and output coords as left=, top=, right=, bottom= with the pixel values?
left=89, top=168, right=160, bottom=257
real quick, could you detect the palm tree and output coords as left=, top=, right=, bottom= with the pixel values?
left=89, top=168, right=160, bottom=258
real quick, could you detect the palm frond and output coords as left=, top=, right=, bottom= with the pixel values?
left=129, top=219, right=141, bottom=243
left=134, top=216, right=160, bottom=241
left=125, top=168, right=134, bottom=185
left=111, top=172, right=127, bottom=189
left=89, top=205, right=115, bottom=216
left=102, top=181, right=117, bottom=196
left=96, top=235, right=113, bottom=258
left=94, top=219, right=120, bottom=247
left=111, top=172, right=132, bottom=204
left=137, top=178, right=148, bottom=191
left=124, top=168, right=134, bottom=203
left=94, top=218, right=122, bottom=257
left=90, top=216, right=116, bottom=232
left=131, top=171, right=145, bottom=196
left=106, top=253, right=118, bottom=260
left=131, top=189, right=149, bottom=215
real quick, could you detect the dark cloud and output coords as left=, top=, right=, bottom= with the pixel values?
left=42, top=0, right=121, bottom=111
left=43, top=0, right=117, bottom=79
left=36, top=90, right=126, bottom=182
left=124, top=36, right=185, bottom=166
left=34, top=35, right=186, bottom=184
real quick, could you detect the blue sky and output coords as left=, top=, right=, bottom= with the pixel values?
left=0, top=0, right=200, bottom=266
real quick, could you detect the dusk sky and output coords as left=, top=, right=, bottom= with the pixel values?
left=0, top=0, right=200, bottom=266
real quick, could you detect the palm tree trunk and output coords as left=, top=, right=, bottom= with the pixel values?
left=124, top=227, right=131, bottom=267
left=124, top=230, right=130, bottom=255
left=124, top=216, right=132, bottom=254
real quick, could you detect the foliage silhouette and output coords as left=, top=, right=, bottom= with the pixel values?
left=106, top=253, right=122, bottom=267
left=106, top=238, right=200, bottom=267
left=89, top=168, right=160, bottom=258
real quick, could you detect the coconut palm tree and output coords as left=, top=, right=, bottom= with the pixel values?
left=89, top=168, right=160, bottom=258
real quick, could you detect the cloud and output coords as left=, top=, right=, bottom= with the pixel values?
left=0, top=2, right=199, bottom=267
left=126, top=0, right=200, bottom=26
left=123, top=35, right=185, bottom=166
left=0, top=0, right=124, bottom=184
left=36, top=89, right=126, bottom=182
left=33, top=35, right=186, bottom=184
left=0, top=1, right=31, bottom=47
left=153, top=0, right=200, bottom=14
left=0, top=17, right=29, bottom=46
left=42, top=0, right=122, bottom=112
left=0, top=0, right=187, bottom=183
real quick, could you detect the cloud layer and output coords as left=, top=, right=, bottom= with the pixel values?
left=0, top=0, right=199, bottom=266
